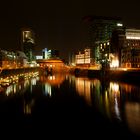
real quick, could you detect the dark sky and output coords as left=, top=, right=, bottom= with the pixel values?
left=0, top=0, right=140, bottom=61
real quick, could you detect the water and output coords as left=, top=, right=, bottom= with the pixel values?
left=0, top=72, right=140, bottom=138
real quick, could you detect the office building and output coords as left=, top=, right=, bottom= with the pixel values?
left=21, top=28, right=35, bottom=62
left=83, top=15, right=123, bottom=67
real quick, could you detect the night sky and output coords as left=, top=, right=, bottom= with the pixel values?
left=0, top=0, right=140, bottom=61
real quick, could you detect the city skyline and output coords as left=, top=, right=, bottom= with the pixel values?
left=0, top=0, right=140, bottom=61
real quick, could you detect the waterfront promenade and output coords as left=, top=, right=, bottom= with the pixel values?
left=0, top=67, right=39, bottom=77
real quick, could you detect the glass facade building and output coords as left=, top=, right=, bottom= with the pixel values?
left=83, top=16, right=123, bottom=66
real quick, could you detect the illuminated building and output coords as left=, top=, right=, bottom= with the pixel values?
left=69, top=52, right=76, bottom=66
left=110, top=28, right=125, bottom=67
left=42, top=48, right=49, bottom=59
left=110, top=28, right=140, bottom=68
left=16, top=51, right=28, bottom=67
left=0, top=49, right=28, bottom=69
left=0, top=50, right=16, bottom=69
left=36, top=58, right=67, bottom=73
left=36, top=48, right=65, bottom=73
left=21, top=28, right=35, bottom=62
left=42, top=48, right=59, bottom=59
left=83, top=16, right=123, bottom=67
left=121, top=29, right=140, bottom=68
left=75, top=48, right=93, bottom=67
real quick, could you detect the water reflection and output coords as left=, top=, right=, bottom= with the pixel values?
left=1, top=73, right=140, bottom=135
left=43, top=83, right=52, bottom=96
left=75, top=77, right=100, bottom=106
left=40, top=74, right=65, bottom=86
left=0, top=72, right=39, bottom=116
left=40, top=74, right=65, bottom=97
left=71, top=76, right=140, bottom=135
left=108, top=82, right=121, bottom=120
left=125, top=102, right=140, bottom=135
left=24, top=99, right=35, bottom=115
left=4, top=76, right=39, bottom=96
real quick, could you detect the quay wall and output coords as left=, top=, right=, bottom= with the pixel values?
left=0, top=67, right=39, bottom=77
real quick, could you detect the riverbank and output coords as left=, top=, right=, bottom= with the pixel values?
left=70, top=67, right=140, bottom=85
left=0, top=67, right=39, bottom=78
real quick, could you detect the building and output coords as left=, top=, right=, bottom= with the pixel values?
left=75, top=48, right=94, bottom=67
left=69, top=52, right=76, bottom=66
left=21, top=28, right=35, bottom=62
left=36, top=48, right=64, bottom=72
left=110, top=28, right=140, bottom=68
left=121, top=29, right=140, bottom=68
left=0, top=49, right=28, bottom=69
left=110, top=28, right=125, bottom=67
left=83, top=15, right=123, bottom=67
left=42, top=48, right=59, bottom=59
left=36, top=58, right=67, bottom=73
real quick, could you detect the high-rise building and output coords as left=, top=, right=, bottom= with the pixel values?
left=21, top=28, right=35, bottom=62
left=83, top=16, right=123, bottom=66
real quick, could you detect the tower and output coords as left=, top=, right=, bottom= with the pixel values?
left=21, top=28, right=35, bottom=62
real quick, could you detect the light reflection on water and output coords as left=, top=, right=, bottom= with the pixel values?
left=75, top=77, right=92, bottom=105
left=125, top=102, right=140, bottom=135
left=40, top=74, right=65, bottom=96
left=69, top=76, right=140, bottom=135
left=0, top=73, right=140, bottom=135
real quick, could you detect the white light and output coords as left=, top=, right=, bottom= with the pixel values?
left=126, top=36, right=140, bottom=40
left=85, top=58, right=90, bottom=63
left=110, top=59, right=119, bottom=68
left=49, top=76, right=53, bottom=80
left=30, top=64, right=34, bottom=67
left=126, top=30, right=140, bottom=40
left=123, top=68, right=127, bottom=71
left=117, top=23, right=123, bottom=27
left=36, top=56, right=43, bottom=59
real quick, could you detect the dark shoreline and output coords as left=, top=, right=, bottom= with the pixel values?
left=71, top=68, right=140, bottom=85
